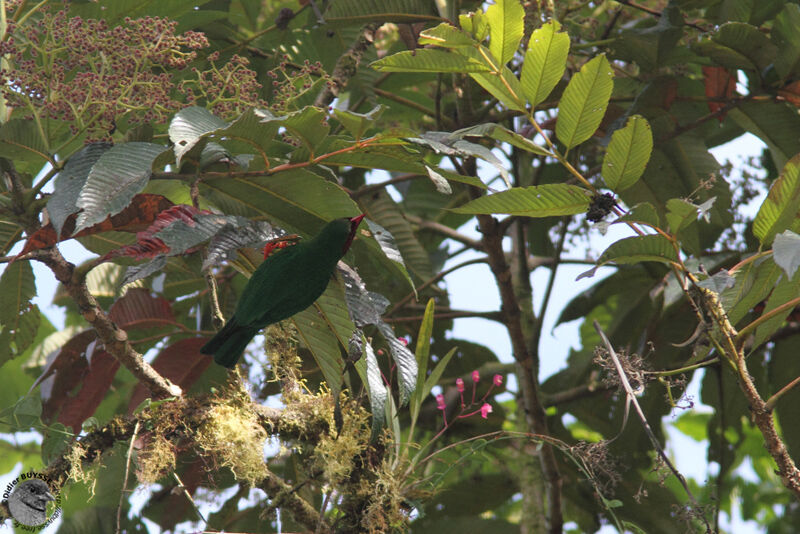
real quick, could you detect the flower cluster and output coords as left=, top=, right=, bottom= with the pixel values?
left=181, top=52, right=267, bottom=120
left=435, top=370, right=504, bottom=428
left=266, top=55, right=333, bottom=114
left=0, top=7, right=208, bottom=139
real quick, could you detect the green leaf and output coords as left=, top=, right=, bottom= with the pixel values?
left=773, top=4, right=800, bottom=80
left=363, top=213, right=423, bottom=288
left=728, top=102, right=800, bottom=171
left=692, top=22, right=777, bottom=72
left=425, top=166, right=452, bottom=194
left=463, top=46, right=527, bottom=111
left=292, top=284, right=354, bottom=394
left=0, top=119, right=50, bottom=163
left=450, top=123, right=551, bottom=156
left=451, top=184, right=590, bottom=216
left=773, top=230, right=800, bottom=279
left=420, top=347, right=456, bottom=407
left=521, top=20, right=570, bottom=107
left=0, top=261, right=36, bottom=328
left=324, top=0, right=439, bottom=25
left=169, top=106, right=228, bottom=168
left=752, top=269, right=800, bottom=348
left=722, top=257, right=782, bottom=324
left=753, top=153, right=800, bottom=246
left=485, top=0, right=524, bottom=65
left=556, top=54, right=614, bottom=149
left=418, top=23, right=477, bottom=48
left=460, top=11, right=489, bottom=42
left=48, top=143, right=111, bottom=237
left=602, top=115, right=653, bottom=191
left=74, top=142, right=167, bottom=233
left=672, top=411, right=711, bottom=441
left=358, top=336, right=388, bottom=437
left=410, top=298, right=435, bottom=419
left=332, top=105, right=383, bottom=140
left=616, top=202, right=660, bottom=228
left=665, top=198, right=699, bottom=232
left=597, top=235, right=679, bottom=266
left=371, top=49, right=492, bottom=73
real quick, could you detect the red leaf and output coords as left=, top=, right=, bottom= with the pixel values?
left=778, top=80, right=800, bottom=107
left=56, top=349, right=120, bottom=432
left=109, top=288, right=176, bottom=330
left=128, top=338, right=211, bottom=413
left=18, top=194, right=174, bottom=257
left=39, top=330, right=97, bottom=423
left=702, top=66, right=736, bottom=121
left=102, top=204, right=212, bottom=261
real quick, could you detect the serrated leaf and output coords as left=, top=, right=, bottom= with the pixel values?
left=74, top=142, right=166, bottom=233
left=485, top=0, right=524, bottom=65
left=460, top=11, right=489, bottom=42
left=462, top=46, right=527, bottom=111
left=418, top=23, right=476, bottom=48
left=451, top=184, right=590, bottom=216
left=521, top=20, right=570, bottom=107
left=692, top=22, right=777, bottom=72
left=48, top=143, right=111, bottom=237
left=597, top=235, right=679, bottom=266
left=556, top=54, right=614, bottom=149
left=371, top=49, right=492, bottom=73
left=773, top=230, right=800, bottom=279
left=122, top=256, right=168, bottom=287
left=602, top=115, right=652, bottom=191
left=0, top=119, right=50, bottom=163
left=753, top=154, right=800, bottom=246
left=169, top=106, right=228, bottom=169
left=722, top=258, right=782, bottom=324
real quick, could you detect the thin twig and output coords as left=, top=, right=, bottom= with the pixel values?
left=593, top=320, right=713, bottom=533
left=116, top=420, right=140, bottom=534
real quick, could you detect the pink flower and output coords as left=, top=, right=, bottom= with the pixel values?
left=480, top=403, right=492, bottom=419
left=435, top=394, right=446, bottom=411
left=472, top=370, right=480, bottom=383
left=398, top=337, right=409, bottom=346
left=456, top=378, right=465, bottom=392
left=493, top=374, right=503, bottom=387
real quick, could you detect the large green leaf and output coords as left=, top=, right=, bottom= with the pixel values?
left=451, top=184, right=590, bottom=216
left=521, top=20, right=570, bottom=108
left=752, top=269, right=800, bottom=348
left=721, top=257, right=782, bottom=325
left=371, top=49, right=492, bottom=73
left=48, top=143, right=111, bottom=237
left=0, top=119, right=50, bottom=164
left=602, top=115, right=653, bottom=191
left=74, top=142, right=167, bottom=233
left=485, top=0, right=524, bottom=66
left=728, top=102, right=800, bottom=171
left=0, top=261, right=39, bottom=362
left=292, top=283, right=355, bottom=394
left=773, top=3, right=800, bottom=80
left=168, top=106, right=228, bottom=168
left=753, top=153, right=800, bottom=246
left=596, top=235, right=679, bottom=266
left=462, top=46, right=527, bottom=112
left=692, top=22, right=777, bottom=72
left=418, top=23, right=477, bottom=48
left=324, top=0, right=439, bottom=25
left=556, top=54, right=614, bottom=149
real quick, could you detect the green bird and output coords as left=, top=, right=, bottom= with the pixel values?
left=201, top=214, right=365, bottom=368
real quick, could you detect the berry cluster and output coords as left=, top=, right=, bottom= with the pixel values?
left=0, top=7, right=208, bottom=139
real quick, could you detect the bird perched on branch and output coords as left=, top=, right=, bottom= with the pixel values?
left=201, top=215, right=365, bottom=368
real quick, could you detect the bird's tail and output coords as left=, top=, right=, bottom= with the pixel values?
left=200, top=318, right=259, bottom=368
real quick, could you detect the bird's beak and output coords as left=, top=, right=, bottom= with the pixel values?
left=348, top=214, right=365, bottom=227
left=343, top=214, right=365, bottom=253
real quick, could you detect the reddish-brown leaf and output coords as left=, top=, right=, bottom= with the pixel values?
left=128, top=338, right=211, bottom=413
left=39, top=330, right=97, bottom=423
left=778, top=80, right=800, bottom=107
left=102, top=204, right=212, bottom=261
left=109, top=288, right=176, bottom=331
left=702, top=66, right=737, bottom=120
left=56, top=349, right=120, bottom=432
left=19, top=194, right=173, bottom=257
